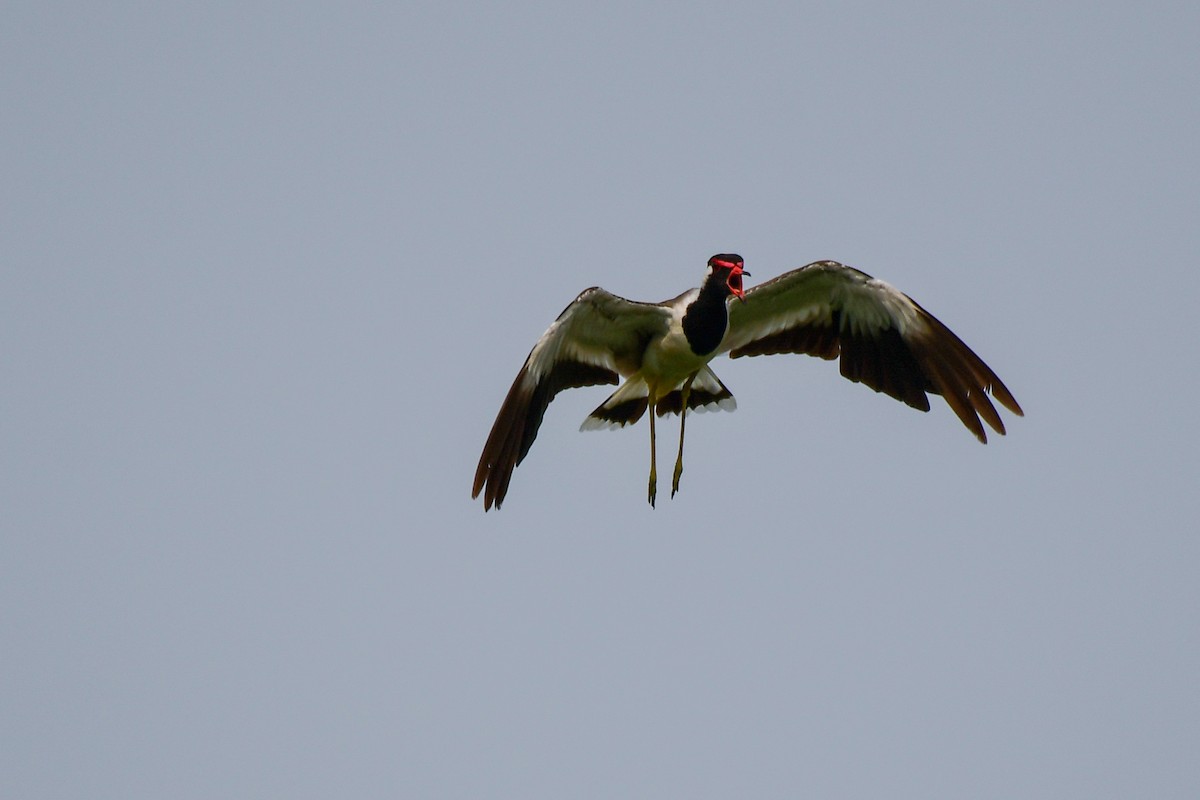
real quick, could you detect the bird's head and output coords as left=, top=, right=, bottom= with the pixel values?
left=707, top=254, right=749, bottom=301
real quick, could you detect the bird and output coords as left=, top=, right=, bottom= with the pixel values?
left=472, top=254, right=1022, bottom=510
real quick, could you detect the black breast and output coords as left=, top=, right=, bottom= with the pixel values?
left=681, top=291, right=729, bottom=356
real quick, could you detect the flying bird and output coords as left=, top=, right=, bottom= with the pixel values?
left=473, top=254, right=1022, bottom=510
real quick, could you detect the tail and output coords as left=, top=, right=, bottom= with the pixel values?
left=579, top=375, right=651, bottom=430
left=654, top=367, right=737, bottom=418
left=580, top=367, right=736, bottom=431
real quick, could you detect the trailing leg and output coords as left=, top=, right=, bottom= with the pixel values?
left=671, top=375, right=696, bottom=498
left=647, top=398, right=658, bottom=508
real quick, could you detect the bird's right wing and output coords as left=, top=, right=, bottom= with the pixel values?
left=473, top=288, right=672, bottom=510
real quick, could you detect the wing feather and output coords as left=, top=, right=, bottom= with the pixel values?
left=473, top=288, right=671, bottom=510
left=722, top=261, right=1022, bottom=442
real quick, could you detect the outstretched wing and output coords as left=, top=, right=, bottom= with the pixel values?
left=721, top=261, right=1023, bottom=442
left=473, top=288, right=672, bottom=510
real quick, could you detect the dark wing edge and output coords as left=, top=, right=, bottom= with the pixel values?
left=901, top=300, right=1023, bottom=441
left=472, top=356, right=617, bottom=511
left=472, top=288, right=670, bottom=510
left=725, top=261, right=1023, bottom=443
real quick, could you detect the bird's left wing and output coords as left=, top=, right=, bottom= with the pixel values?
left=473, top=287, right=672, bottom=510
left=720, top=260, right=1023, bottom=442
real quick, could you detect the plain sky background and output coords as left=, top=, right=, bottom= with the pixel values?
left=4, top=2, right=1198, bottom=797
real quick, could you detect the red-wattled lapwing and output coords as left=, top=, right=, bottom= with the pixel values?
left=473, top=254, right=1022, bottom=510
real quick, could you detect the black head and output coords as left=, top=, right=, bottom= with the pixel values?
left=706, top=253, right=749, bottom=300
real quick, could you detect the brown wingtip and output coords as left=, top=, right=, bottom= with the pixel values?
left=475, top=359, right=620, bottom=510
left=911, top=306, right=1022, bottom=444
left=473, top=369, right=533, bottom=512
left=989, top=380, right=1024, bottom=418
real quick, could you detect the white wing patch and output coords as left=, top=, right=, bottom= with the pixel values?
left=839, top=277, right=921, bottom=336
left=744, top=303, right=830, bottom=342
left=690, top=396, right=737, bottom=413
left=579, top=416, right=632, bottom=431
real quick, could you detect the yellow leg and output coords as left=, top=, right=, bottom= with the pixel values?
left=671, top=375, right=696, bottom=498
left=647, top=399, right=658, bottom=508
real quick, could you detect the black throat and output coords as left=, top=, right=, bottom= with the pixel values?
left=681, top=280, right=731, bottom=356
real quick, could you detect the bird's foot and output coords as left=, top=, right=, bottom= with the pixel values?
left=648, top=471, right=657, bottom=508
left=671, top=461, right=683, bottom=499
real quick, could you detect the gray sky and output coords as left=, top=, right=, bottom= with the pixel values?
left=4, top=2, right=1198, bottom=797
